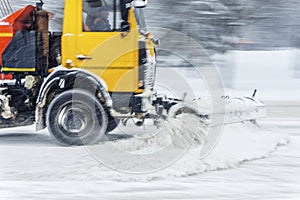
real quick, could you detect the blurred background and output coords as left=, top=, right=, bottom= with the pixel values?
left=3, top=0, right=300, bottom=100
left=144, top=0, right=300, bottom=98
left=146, top=0, right=300, bottom=53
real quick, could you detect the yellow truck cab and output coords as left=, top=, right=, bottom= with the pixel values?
left=39, top=0, right=159, bottom=145
left=62, top=0, right=156, bottom=94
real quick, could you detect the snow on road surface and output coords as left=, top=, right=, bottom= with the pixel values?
left=0, top=118, right=291, bottom=199
left=0, top=120, right=286, bottom=181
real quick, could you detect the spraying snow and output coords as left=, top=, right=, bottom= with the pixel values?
left=114, top=114, right=207, bottom=152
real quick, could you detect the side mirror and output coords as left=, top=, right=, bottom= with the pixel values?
left=134, top=0, right=148, bottom=8
left=85, top=0, right=102, bottom=8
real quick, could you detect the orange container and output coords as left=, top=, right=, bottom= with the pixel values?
left=0, top=5, right=35, bottom=67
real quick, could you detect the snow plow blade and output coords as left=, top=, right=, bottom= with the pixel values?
left=168, top=96, right=266, bottom=126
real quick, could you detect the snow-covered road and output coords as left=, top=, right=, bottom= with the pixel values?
left=0, top=103, right=299, bottom=199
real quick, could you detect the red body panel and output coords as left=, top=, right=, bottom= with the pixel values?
left=2, top=5, right=35, bottom=33
left=0, top=73, right=13, bottom=80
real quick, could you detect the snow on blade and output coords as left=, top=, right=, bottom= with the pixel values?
left=176, top=96, right=266, bottom=126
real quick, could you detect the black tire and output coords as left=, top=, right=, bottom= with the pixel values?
left=46, top=89, right=108, bottom=146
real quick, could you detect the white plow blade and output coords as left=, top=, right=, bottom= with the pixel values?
left=168, top=97, right=266, bottom=126
left=223, top=97, right=266, bottom=124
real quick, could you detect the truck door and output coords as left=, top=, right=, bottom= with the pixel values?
left=77, top=0, right=140, bottom=93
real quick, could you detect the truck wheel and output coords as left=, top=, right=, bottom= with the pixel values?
left=46, top=89, right=108, bottom=146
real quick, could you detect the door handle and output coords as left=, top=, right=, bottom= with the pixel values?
left=77, top=54, right=92, bottom=60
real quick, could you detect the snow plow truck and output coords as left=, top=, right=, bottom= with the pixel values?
left=0, top=0, right=266, bottom=145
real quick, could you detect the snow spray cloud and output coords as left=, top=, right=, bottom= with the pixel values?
left=72, top=27, right=226, bottom=174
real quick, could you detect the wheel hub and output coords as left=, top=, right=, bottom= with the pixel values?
left=58, top=105, right=91, bottom=135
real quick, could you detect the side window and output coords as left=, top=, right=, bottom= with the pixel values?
left=115, top=4, right=122, bottom=31
left=83, top=0, right=122, bottom=32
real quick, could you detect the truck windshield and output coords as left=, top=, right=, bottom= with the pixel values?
left=134, top=8, right=147, bottom=32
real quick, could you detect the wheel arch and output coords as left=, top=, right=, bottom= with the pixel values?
left=35, top=67, right=113, bottom=131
